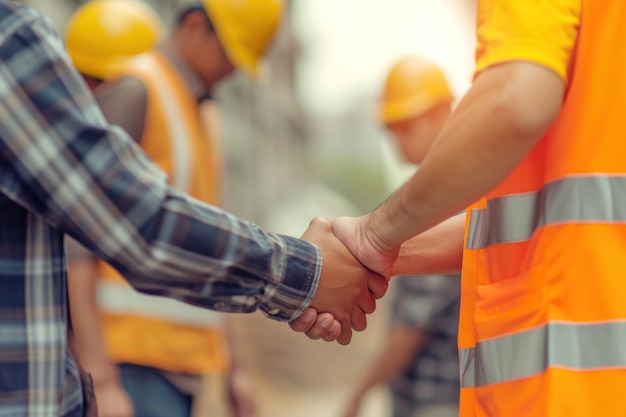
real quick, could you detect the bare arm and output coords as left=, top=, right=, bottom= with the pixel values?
left=332, top=62, right=565, bottom=276
left=358, top=326, right=425, bottom=394
left=371, top=62, right=564, bottom=249
left=392, top=213, right=465, bottom=276
left=68, top=256, right=115, bottom=383
left=67, top=238, right=133, bottom=417
left=68, top=251, right=134, bottom=417
left=342, top=326, right=426, bottom=417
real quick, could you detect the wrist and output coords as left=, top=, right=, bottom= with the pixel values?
left=89, top=364, right=122, bottom=387
left=365, top=212, right=399, bottom=255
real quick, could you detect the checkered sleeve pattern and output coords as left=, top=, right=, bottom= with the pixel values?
left=0, top=3, right=320, bottom=416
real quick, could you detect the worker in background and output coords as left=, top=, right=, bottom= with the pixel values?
left=330, top=1, right=626, bottom=416
left=63, top=1, right=282, bottom=416
left=382, top=56, right=455, bottom=168
left=342, top=56, right=460, bottom=417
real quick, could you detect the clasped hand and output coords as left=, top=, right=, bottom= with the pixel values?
left=289, top=216, right=397, bottom=345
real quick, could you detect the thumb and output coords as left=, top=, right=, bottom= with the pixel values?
left=329, top=216, right=355, bottom=247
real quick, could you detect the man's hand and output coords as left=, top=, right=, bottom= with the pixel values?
left=93, top=379, right=134, bottom=417
left=330, top=215, right=400, bottom=278
left=289, top=308, right=342, bottom=342
left=299, top=217, right=388, bottom=345
left=341, top=397, right=361, bottom=417
left=228, top=365, right=257, bottom=417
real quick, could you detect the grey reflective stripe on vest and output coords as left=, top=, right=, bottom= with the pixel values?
left=152, top=70, right=193, bottom=193
left=467, top=175, right=626, bottom=249
left=460, top=321, right=626, bottom=388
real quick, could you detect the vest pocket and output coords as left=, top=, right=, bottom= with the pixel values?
left=473, top=265, right=547, bottom=341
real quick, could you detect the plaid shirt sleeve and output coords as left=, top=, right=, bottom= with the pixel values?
left=0, top=4, right=320, bottom=322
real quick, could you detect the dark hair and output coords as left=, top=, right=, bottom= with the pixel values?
left=175, top=3, right=214, bottom=32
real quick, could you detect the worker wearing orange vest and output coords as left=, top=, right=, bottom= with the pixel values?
left=328, top=1, right=626, bottom=416
left=64, top=1, right=283, bottom=417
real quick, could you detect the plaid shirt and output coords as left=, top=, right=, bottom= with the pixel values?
left=0, top=3, right=320, bottom=416
left=390, top=274, right=461, bottom=416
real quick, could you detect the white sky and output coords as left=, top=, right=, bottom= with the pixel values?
left=291, top=0, right=477, bottom=116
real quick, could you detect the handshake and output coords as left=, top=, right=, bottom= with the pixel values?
left=288, top=215, right=400, bottom=346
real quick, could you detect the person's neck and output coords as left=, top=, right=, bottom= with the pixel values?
left=160, top=38, right=212, bottom=101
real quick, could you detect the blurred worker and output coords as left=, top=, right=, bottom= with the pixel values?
left=63, top=1, right=282, bottom=417
left=330, top=1, right=626, bottom=416
left=381, top=56, right=455, bottom=168
left=342, top=56, right=460, bottom=417
left=64, top=0, right=165, bottom=90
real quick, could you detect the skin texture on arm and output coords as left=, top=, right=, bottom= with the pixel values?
left=222, top=322, right=257, bottom=417
left=342, top=325, right=427, bottom=417
left=68, top=255, right=134, bottom=417
left=332, top=62, right=565, bottom=276
left=392, top=213, right=465, bottom=276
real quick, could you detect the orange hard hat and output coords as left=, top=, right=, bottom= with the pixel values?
left=65, top=0, right=165, bottom=80
left=202, top=0, right=283, bottom=78
left=380, top=56, right=454, bottom=124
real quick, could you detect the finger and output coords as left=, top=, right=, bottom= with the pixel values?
left=306, top=216, right=331, bottom=233
left=358, top=292, right=376, bottom=314
left=304, top=313, right=335, bottom=340
left=350, top=308, right=367, bottom=332
left=322, top=320, right=341, bottom=342
left=288, top=308, right=317, bottom=332
left=337, top=318, right=353, bottom=345
left=368, top=274, right=389, bottom=299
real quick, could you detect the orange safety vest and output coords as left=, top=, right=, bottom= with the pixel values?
left=97, top=50, right=228, bottom=375
left=459, top=3, right=626, bottom=416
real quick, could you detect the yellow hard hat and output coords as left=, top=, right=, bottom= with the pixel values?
left=64, top=0, right=165, bottom=80
left=380, top=56, right=454, bottom=124
left=202, top=0, right=283, bottom=77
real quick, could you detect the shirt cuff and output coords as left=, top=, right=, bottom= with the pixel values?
left=261, top=234, right=322, bottom=322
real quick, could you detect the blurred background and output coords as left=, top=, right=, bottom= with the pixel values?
left=21, top=0, right=476, bottom=223
left=19, top=0, right=476, bottom=416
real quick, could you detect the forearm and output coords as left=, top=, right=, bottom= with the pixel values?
left=75, top=187, right=321, bottom=321
left=370, top=63, right=564, bottom=248
left=391, top=213, right=465, bottom=276
left=353, top=327, right=425, bottom=397
left=77, top=173, right=319, bottom=322
left=68, top=258, right=119, bottom=385
left=59, top=148, right=319, bottom=320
